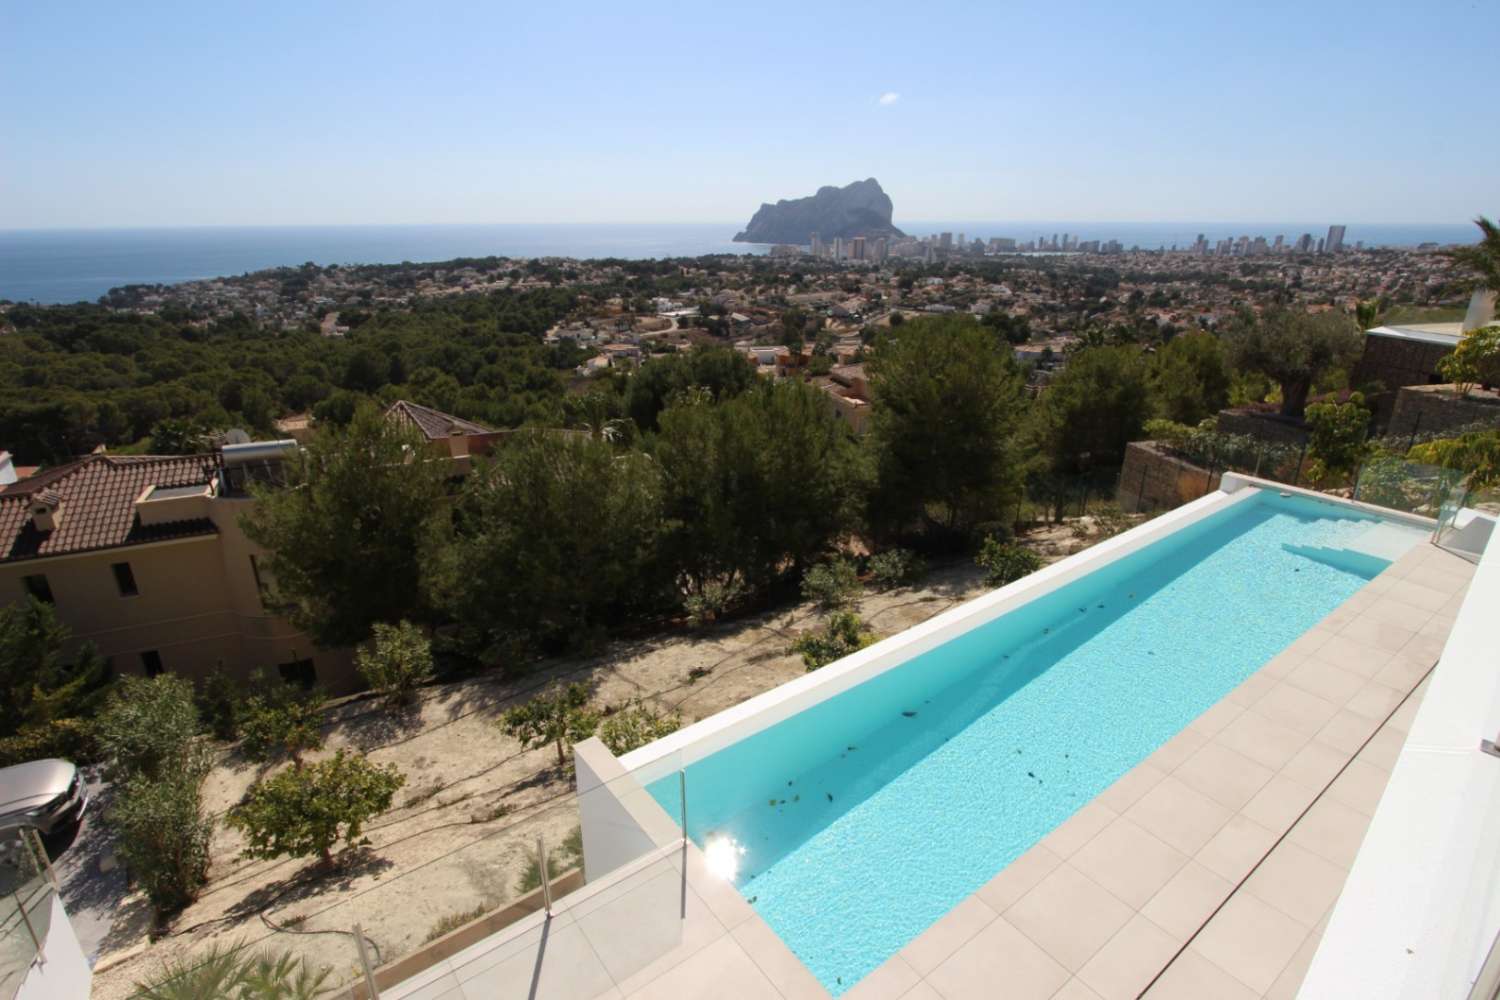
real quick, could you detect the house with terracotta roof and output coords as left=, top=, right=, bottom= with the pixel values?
left=0, top=446, right=354, bottom=691
left=384, top=400, right=508, bottom=471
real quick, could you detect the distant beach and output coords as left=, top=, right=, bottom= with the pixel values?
left=0, top=221, right=1478, bottom=305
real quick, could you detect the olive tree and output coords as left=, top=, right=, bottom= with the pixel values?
left=1224, top=309, right=1361, bottom=418
left=498, top=683, right=598, bottom=768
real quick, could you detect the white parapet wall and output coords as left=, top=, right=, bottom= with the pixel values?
left=1299, top=518, right=1500, bottom=998
left=16, top=894, right=92, bottom=1000
left=574, top=737, right=681, bottom=883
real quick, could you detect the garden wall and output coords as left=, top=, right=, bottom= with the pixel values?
left=1117, top=441, right=1221, bottom=513
left=1386, top=384, right=1500, bottom=443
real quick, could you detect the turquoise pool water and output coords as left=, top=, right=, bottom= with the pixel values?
left=647, top=491, right=1424, bottom=994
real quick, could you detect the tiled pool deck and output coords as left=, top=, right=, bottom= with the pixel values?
left=388, top=542, right=1475, bottom=1000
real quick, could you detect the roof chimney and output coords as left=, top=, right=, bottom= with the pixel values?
left=30, top=489, right=63, bottom=533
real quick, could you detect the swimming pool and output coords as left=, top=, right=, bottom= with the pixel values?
left=644, top=489, right=1427, bottom=994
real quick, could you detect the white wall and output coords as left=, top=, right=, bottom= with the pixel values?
left=574, top=738, right=680, bottom=883
left=16, top=894, right=92, bottom=1000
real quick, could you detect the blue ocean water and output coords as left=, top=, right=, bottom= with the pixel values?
left=649, top=491, right=1424, bottom=994
left=0, top=221, right=1476, bottom=305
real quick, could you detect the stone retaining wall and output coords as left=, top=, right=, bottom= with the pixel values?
left=1117, top=441, right=1221, bottom=513
left=1215, top=407, right=1310, bottom=445
left=1386, top=384, right=1500, bottom=442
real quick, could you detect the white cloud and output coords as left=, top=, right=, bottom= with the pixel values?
left=877, top=92, right=900, bottom=106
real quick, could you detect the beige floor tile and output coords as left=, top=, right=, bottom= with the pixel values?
left=1252, top=683, right=1341, bottom=737
left=1070, top=817, right=1189, bottom=908
left=1373, top=650, right=1434, bottom=692
left=1264, top=925, right=1323, bottom=1000
left=1077, top=915, right=1179, bottom=1000
left=1124, top=776, right=1232, bottom=855
left=1188, top=892, right=1309, bottom=994
left=1285, top=657, right=1366, bottom=705
left=1355, top=725, right=1407, bottom=772
left=974, top=843, right=1063, bottom=912
left=625, top=933, right=781, bottom=1000
left=895, top=983, right=944, bottom=1000
left=1281, top=625, right=1339, bottom=660
left=1142, top=948, right=1258, bottom=1000
left=841, top=954, right=919, bottom=999
left=1279, top=739, right=1351, bottom=791
left=1379, top=578, right=1451, bottom=612
left=1094, top=762, right=1167, bottom=814
left=1313, top=709, right=1381, bottom=754
left=1188, top=697, right=1246, bottom=735
left=1196, top=813, right=1279, bottom=883
left=1172, top=741, right=1274, bottom=811
left=1346, top=681, right=1406, bottom=721
left=1040, top=801, right=1119, bottom=859
left=1338, top=615, right=1417, bottom=652
left=1399, top=632, right=1448, bottom=666
left=1141, top=860, right=1233, bottom=938
left=1326, top=757, right=1393, bottom=816
left=1243, top=841, right=1349, bottom=926
left=729, top=916, right=828, bottom=1000
left=1360, top=598, right=1433, bottom=632
left=1285, top=796, right=1372, bottom=868
left=1240, top=773, right=1319, bottom=831
left=1404, top=563, right=1472, bottom=594
left=1258, top=650, right=1304, bottom=678
left=925, top=917, right=1070, bottom=1000
left=897, top=894, right=997, bottom=976
left=1308, top=635, right=1393, bottom=678
left=1214, top=709, right=1309, bottom=770
left=1387, top=693, right=1423, bottom=733
left=1049, top=979, right=1105, bottom=1000
left=1004, top=864, right=1133, bottom=972
left=1144, top=727, right=1209, bottom=772
left=1224, top=672, right=1278, bottom=710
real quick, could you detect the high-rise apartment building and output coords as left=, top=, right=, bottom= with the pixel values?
left=1325, top=225, right=1346, bottom=253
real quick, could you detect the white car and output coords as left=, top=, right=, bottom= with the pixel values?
left=0, top=759, right=88, bottom=836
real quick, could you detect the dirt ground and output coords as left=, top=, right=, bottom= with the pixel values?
left=89, top=516, right=1130, bottom=998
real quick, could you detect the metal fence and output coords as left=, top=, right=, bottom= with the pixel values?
left=0, top=829, right=57, bottom=1000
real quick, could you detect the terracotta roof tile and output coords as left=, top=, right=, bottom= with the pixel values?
left=0, top=454, right=218, bottom=563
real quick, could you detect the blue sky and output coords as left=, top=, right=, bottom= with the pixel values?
left=4, top=0, right=1496, bottom=228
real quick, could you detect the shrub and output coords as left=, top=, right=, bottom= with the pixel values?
left=238, top=674, right=326, bottom=766
left=94, top=675, right=201, bottom=783
left=109, top=748, right=214, bottom=917
left=199, top=672, right=247, bottom=741
left=228, top=750, right=404, bottom=867
left=515, top=825, right=583, bottom=895
left=977, top=537, right=1043, bottom=587
left=867, top=548, right=927, bottom=590
left=800, top=557, right=861, bottom=613
left=1305, top=391, right=1372, bottom=484
left=683, top=578, right=746, bottom=627
left=133, top=942, right=333, bottom=1000
left=498, top=683, right=598, bottom=768
left=0, top=717, right=98, bottom=768
left=792, top=612, right=876, bottom=670
left=424, top=904, right=490, bottom=943
left=1437, top=325, right=1500, bottom=396
left=356, top=620, right=434, bottom=705
left=597, top=701, right=682, bottom=756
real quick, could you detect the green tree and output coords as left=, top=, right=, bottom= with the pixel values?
left=622, top=345, right=757, bottom=432
left=596, top=701, right=682, bottom=756
left=800, top=558, right=862, bottom=613
left=94, top=675, right=201, bottom=783
left=0, top=597, right=109, bottom=739
left=240, top=403, right=450, bottom=646
left=228, top=750, right=404, bottom=867
left=1224, top=309, right=1361, bottom=418
left=441, top=431, right=668, bottom=654
left=238, top=678, right=326, bottom=767
left=1149, top=331, right=1231, bottom=425
left=976, top=537, right=1043, bottom=587
left=1445, top=216, right=1500, bottom=291
left=791, top=612, right=876, bottom=670
left=866, top=316, right=1028, bottom=542
left=1408, top=429, right=1500, bottom=489
left=498, top=683, right=598, bottom=768
left=1030, top=345, right=1152, bottom=479
left=356, top=621, right=434, bottom=705
left=1436, top=325, right=1500, bottom=396
left=1305, top=392, right=1372, bottom=483
left=110, top=758, right=214, bottom=918
left=148, top=417, right=211, bottom=455
left=656, top=380, right=862, bottom=598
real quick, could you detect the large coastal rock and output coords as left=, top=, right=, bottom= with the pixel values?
left=733, top=178, right=905, bottom=245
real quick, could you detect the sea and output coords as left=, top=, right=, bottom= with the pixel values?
left=0, top=221, right=1479, bottom=306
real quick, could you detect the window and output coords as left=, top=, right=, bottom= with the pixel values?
left=112, top=562, right=139, bottom=597
left=140, top=650, right=163, bottom=677
left=22, top=574, right=54, bottom=604
left=277, top=658, right=317, bottom=689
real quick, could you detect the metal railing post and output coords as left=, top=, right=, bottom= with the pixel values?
left=352, top=923, right=379, bottom=999
left=537, top=836, right=553, bottom=914
left=15, top=890, right=44, bottom=966
left=25, top=828, right=58, bottom=890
